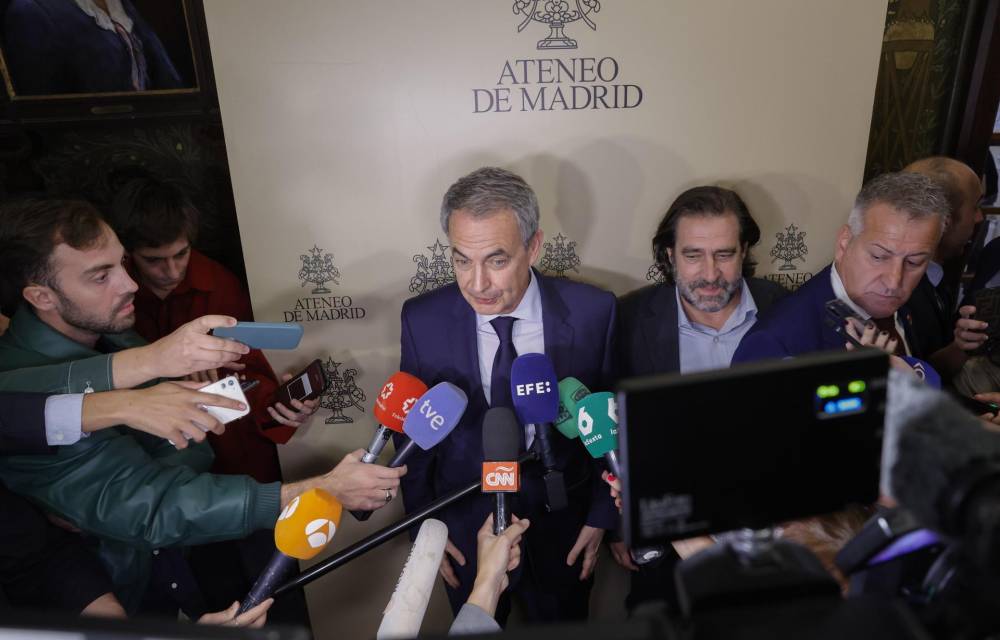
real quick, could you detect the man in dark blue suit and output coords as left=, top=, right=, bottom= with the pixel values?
left=733, top=172, right=948, bottom=364
left=397, top=167, right=617, bottom=624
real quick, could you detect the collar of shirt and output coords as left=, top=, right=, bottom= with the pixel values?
left=925, top=261, right=944, bottom=288
left=675, top=278, right=758, bottom=335
left=830, top=263, right=873, bottom=322
left=475, top=269, right=542, bottom=332
left=74, top=0, right=134, bottom=33
left=830, top=263, right=911, bottom=355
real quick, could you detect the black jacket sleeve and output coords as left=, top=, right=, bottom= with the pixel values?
left=0, top=392, right=52, bottom=455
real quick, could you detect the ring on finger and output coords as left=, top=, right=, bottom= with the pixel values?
left=384, top=488, right=393, bottom=503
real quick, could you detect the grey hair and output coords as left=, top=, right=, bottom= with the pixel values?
left=846, top=172, right=949, bottom=237
left=440, top=167, right=540, bottom=245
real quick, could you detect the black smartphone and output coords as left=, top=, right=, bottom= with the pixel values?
left=274, top=358, right=328, bottom=406
left=952, top=392, right=1000, bottom=416
left=824, top=299, right=866, bottom=349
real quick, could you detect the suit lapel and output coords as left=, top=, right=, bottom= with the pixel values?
left=450, top=290, right=485, bottom=404
left=641, top=285, right=680, bottom=374
left=536, top=271, right=575, bottom=379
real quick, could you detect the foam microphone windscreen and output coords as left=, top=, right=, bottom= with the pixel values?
left=483, top=407, right=522, bottom=461
left=576, top=391, right=619, bottom=458
left=374, top=372, right=428, bottom=433
left=376, top=519, right=449, bottom=639
left=555, top=377, right=590, bottom=439
left=510, top=353, right=559, bottom=424
left=889, top=376, right=1000, bottom=533
left=275, top=488, right=344, bottom=560
left=401, top=382, right=468, bottom=450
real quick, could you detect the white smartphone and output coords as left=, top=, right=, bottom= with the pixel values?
left=198, top=375, right=252, bottom=425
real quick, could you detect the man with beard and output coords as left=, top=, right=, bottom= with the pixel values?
left=0, top=198, right=406, bottom=616
left=733, top=171, right=947, bottom=364
left=614, top=185, right=787, bottom=612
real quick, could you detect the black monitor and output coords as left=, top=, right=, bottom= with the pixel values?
left=618, top=349, right=888, bottom=549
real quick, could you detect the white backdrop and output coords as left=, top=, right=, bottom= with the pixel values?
left=203, top=1, right=888, bottom=637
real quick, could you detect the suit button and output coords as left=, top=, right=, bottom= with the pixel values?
left=171, top=582, right=178, bottom=590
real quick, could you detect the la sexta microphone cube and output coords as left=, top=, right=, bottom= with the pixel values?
left=482, top=461, right=520, bottom=492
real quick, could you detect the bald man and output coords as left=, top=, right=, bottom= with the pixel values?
left=903, top=157, right=987, bottom=381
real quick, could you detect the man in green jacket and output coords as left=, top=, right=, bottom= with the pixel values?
left=0, top=198, right=406, bottom=615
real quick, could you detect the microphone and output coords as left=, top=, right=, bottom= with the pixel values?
left=576, top=391, right=621, bottom=477
left=351, top=373, right=428, bottom=521
left=352, top=382, right=467, bottom=521
left=238, top=488, right=343, bottom=615
left=555, top=377, right=590, bottom=440
left=388, top=382, right=468, bottom=468
left=482, top=407, right=522, bottom=535
left=367, top=372, right=428, bottom=464
left=376, top=519, right=449, bottom=639
left=890, top=378, right=1000, bottom=573
left=510, top=353, right=566, bottom=511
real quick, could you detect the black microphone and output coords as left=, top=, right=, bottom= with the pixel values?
left=482, top=407, right=522, bottom=535
left=890, top=381, right=1000, bottom=573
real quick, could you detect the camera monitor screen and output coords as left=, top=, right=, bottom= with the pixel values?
left=618, top=349, right=888, bottom=549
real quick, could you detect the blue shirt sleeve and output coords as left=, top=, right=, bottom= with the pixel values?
left=43, top=394, right=86, bottom=446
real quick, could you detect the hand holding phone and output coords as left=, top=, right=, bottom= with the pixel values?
left=274, top=359, right=328, bottom=407
left=824, top=299, right=866, bottom=349
left=198, top=376, right=253, bottom=424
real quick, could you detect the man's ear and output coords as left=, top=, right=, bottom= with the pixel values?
left=666, top=247, right=675, bottom=265
left=22, top=284, right=57, bottom=312
left=835, top=225, right=852, bottom=263
left=527, top=229, right=544, bottom=264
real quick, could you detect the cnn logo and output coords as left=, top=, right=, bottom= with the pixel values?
left=482, top=461, right=520, bottom=492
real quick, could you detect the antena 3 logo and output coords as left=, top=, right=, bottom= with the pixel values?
left=285, top=244, right=368, bottom=322
left=472, top=2, right=644, bottom=114
left=483, top=462, right=521, bottom=491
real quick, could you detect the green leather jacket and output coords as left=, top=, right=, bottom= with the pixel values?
left=0, top=306, right=282, bottom=611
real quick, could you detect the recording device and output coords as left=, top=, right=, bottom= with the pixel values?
left=618, top=349, right=888, bottom=550
left=972, top=286, right=1000, bottom=358
left=366, top=372, right=428, bottom=464
left=890, top=384, right=1000, bottom=574
left=376, top=519, right=448, bottom=639
left=482, top=407, right=522, bottom=535
left=951, top=391, right=1000, bottom=417
left=824, top=298, right=867, bottom=348
left=351, top=382, right=467, bottom=521
left=510, top=353, right=566, bottom=511
left=351, top=372, right=428, bottom=521
left=274, top=358, right=328, bottom=406
left=240, top=378, right=260, bottom=393
left=555, top=376, right=589, bottom=440
left=198, top=375, right=252, bottom=424
left=576, top=391, right=621, bottom=478
left=212, top=321, right=304, bottom=349
left=388, top=382, right=467, bottom=468
left=238, top=488, right=343, bottom=615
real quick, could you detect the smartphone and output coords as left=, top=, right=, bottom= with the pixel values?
left=275, top=359, right=328, bottom=407
left=972, top=287, right=1000, bottom=355
left=198, top=375, right=252, bottom=424
left=824, top=299, right=866, bottom=349
left=240, top=379, right=260, bottom=393
left=952, top=392, right=1000, bottom=416
left=212, top=322, right=304, bottom=350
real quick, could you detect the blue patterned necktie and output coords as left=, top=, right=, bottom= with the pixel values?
left=489, top=316, right=518, bottom=408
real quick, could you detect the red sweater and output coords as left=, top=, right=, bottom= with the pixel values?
left=131, top=249, right=292, bottom=483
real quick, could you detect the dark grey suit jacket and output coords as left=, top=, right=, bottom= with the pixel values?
left=617, top=277, right=789, bottom=378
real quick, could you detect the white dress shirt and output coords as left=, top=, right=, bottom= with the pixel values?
left=476, top=270, right=544, bottom=447
left=830, top=264, right=911, bottom=356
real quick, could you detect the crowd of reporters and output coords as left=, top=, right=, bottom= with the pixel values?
left=0, top=154, right=996, bottom=635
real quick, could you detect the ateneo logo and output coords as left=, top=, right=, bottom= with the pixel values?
left=482, top=462, right=521, bottom=492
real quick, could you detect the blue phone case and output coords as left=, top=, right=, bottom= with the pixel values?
left=212, top=322, right=304, bottom=350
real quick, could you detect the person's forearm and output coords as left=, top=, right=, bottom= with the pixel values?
left=280, top=475, right=326, bottom=508
left=81, top=390, right=137, bottom=433
left=466, top=578, right=503, bottom=618
left=110, top=346, right=159, bottom=389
